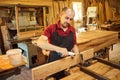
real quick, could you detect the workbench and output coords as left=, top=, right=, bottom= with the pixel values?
left=101, top=24, right=120, bottom=38
left=77, top=30, right=118, bottom=52
left=32, top=30, right=119, bottom=80
left=0, top=55, right=26, bottom=79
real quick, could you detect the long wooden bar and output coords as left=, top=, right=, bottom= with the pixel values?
left=32, top=48, right=94, bottom=80
left=32, top=54, right=81, bottom=80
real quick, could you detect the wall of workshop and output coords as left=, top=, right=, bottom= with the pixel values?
left=1, top=0, right=120, bottom=24
left=83, top=0, right=120, bottom=25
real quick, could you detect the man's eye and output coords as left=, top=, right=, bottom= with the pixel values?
left=65, top=17, right=69, bottom=19
left=65, top=17, right=73, bottom=21
left=70, top=18, right=73, bottom=21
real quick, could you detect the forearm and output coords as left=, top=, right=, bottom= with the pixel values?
left=37, top=40, right=62, bottom=53
left=36, top=35, right=69, bottom=56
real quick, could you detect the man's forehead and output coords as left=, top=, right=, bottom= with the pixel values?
left=65, top=8, right=74, bottom=13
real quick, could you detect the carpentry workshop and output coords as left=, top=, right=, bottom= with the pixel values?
left=0, top=0, right=120, bottom=80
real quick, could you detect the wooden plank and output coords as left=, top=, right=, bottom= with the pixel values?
left=0, top=1, right=52, bottom=6
left=77, top=30, right=118, bottom=41
left=1, top=26, right=11, bottom=51
left=77, top=30, right=118, bottom=51
left=59, top=1, right=65, bottom=12
left=77, top=30, right=118, bottom=44
left=18, top=29, right=43, bottom=39
left=15, top=5, right=19, bottom=39
left=43, top=7, right=47, bottom=27
left=104, top=69, right=120, bottom=80
left=80, top=48, right=94, bottom=61
left=60, top=71, right=95, bottom=80
left=53, top=1, right=59, bottom=23
left=32, top=54, right=80, bottom=80
left=87, top=62, right=113, bottom=75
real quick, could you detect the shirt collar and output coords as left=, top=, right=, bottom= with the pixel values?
left=57, top=20, right=74, bottom=32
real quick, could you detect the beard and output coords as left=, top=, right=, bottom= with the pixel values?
left=62, top=22, right=70, bottom=28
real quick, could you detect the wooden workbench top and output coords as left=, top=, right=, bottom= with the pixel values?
left=77, top=30, right=118, bottom=51
left=77, top=30, right=118, bottom=44
left=0, top=55, right=26, bottom=73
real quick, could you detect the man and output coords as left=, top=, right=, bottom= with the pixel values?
left=36, top=7, right=79, bottom=79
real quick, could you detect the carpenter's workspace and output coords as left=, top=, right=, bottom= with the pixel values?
left=0, top=0, right=120, bottom=80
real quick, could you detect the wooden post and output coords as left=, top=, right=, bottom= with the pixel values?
left=43, top=7, right=47, bottom=27
left=15, top=5, right=19, bottom=39
left=1, top=26, right=11, bottom=51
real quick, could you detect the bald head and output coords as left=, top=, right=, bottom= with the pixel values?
left=61, top=7, right=75, bottom=15
left=60, top=7, right=75, bottom=28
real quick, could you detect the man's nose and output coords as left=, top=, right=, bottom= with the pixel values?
left=66, top=18, right=71, bottom=23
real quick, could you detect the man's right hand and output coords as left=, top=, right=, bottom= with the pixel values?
left=57, top=48, right=69, bottom=57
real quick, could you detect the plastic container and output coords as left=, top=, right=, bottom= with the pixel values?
left=6, top=49, right=22, bottom=66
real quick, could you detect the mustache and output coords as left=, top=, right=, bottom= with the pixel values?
left=65, top=22, right=70, bottom=26
left=62, top=23, right=70, bottom=28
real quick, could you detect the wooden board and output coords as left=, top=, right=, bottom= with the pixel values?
left=0, top=0, right=52, bottom=6
left=32, top=48, right=94, bottom=80
left=104, top=69, right=120, bottom=80
left=87, top=62, right=120, bottom=80
left=87, top=62, right=113, bottom=75
left=77, top=30, right=118, bottom=52
left=32, top=54, right=80, bottom=80
left=1, top=26, right=11, bottom=51
left=60, top=71, right=95, bottom=80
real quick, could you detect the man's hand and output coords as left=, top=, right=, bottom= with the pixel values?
left=57, top=48, right=69, bottom=57
left=42, top=49, right=50, bottom=56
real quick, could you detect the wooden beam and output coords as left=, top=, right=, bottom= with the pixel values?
left=32, top=48, right=95, bottom=80
left=32, top=54, right=81, bottom=80
left=43, top=7, right=47, bottom=27
left=0, top=1, right=52, bottom=6
left=15, top=5, right=19, bottom=39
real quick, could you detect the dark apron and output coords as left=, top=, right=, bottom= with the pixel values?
left=47, top=25, right=74, bottom=80
left=48, top=25, right=74, bottom=62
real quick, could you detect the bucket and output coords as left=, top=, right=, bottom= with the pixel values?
left=6, top=49, right=22, bottom=66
